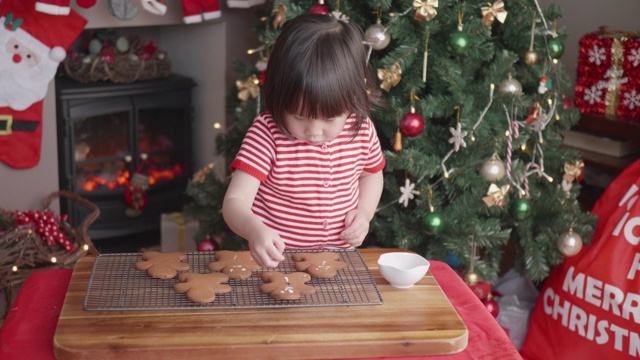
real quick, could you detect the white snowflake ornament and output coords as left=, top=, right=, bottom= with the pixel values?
left=448, top=123, right=468, bottom=152
left=583, top=85, right=603, bottom=105
left=588, top=45, right=607, bottom=66
left=331, top=10, right=349, bottom=22
left=627, top=48, right=640, bottom=67
left=623, top=89, right=640, bottom=110
left=398, top=178, right=420, bottom=207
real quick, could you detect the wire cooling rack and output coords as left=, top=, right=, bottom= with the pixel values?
left=84, top=249, right=383, bottom=311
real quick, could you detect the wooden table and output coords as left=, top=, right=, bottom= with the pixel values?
left=53, top=249, right=468, bottom=359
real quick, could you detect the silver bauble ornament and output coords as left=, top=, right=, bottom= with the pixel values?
left=557, top=230, right=583, bottom=257
left=523, top=50, right=539, bottom=65
left=480, top=155, right=506, bottom=182
left=499, top=76, right=523, bottom=95
left=364, top=23, right=391, bottom=50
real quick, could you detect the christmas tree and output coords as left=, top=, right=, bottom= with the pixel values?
left=184, top=0, right=597, bottom=283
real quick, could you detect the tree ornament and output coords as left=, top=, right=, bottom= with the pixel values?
left=510, top=197, right=532, bottom=220
left=448, top=7, right=469, bottom=55
left=482, top=183, right=510, bottom=207
left=364, top=20, right=391, bottom=51
left=413, top=0, right=438, bottom=21
left=377, top=62, right=401, bottom=91
left=563, top=160, right=584, bottom=183
left=464, top=271, right=479, bottom=286
left=399, top=109, right=425, bottom=137
left=236, top=74, right=260, bottom=102
left=538, top=75, right=550, bottom=94
left=448, top=27, right=469, bottom=55
left=548, top=37, right=565, bottom=59
left=482, top=293, right=500, bottom=318
left=393, top=130, right=402, bottom=152
left=498, top=73, right=523, bottom=95
left=272, top=2, right=287, bottom=29
left=557, top=229, right=583, bottom=257
left=400, top=90, right=425, bottom=137
left=480, top=0, right=507, bottom=27
left=479, top=153, right=505, bottom=182
left=448, top=124, right=467, bottom=152
left=523, top=49, right=539, bottom=65
left=424, top=211, right=444, bottom=235
left=398, top=178, right=420, bottom=207
left=308, top=0, right=329, bottom=15
left=197, top=235, right=217, bottom=251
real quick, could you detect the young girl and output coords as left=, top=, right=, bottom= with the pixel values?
left=222, top=14, right=385, bottom=268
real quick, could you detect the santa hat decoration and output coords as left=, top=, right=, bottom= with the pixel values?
left=1, top=0, right=87, bottom=62
left=35, top=0, right=97, bottom=16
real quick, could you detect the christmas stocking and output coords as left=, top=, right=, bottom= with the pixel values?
left=108, top=0, right=139, bottom=21
left=35, top=0, right=96, bottom=16
left=141, top=0, right=167, bottom=16
left=181, top=0, right=220, bottom=24
left=0, top=0, right=87, bottom=169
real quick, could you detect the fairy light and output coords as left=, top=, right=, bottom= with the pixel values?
left=12, top=265, right=18, bottom=272
left=50, top=257, right=57, bottom=264
left=444, top=171, right=450, bottom=179
left=83, top=244, right=89, bottom=251
left=213, top=122, right=222, bottom=129
left=471, top=135, right=476, bottom=141
left=505, top=130, right=510, bottom=137
left=521, top=143, right=527, bottom=151
left=553, top=59, right=558, bottom=64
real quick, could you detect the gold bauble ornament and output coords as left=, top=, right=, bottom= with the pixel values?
left=464, top=271, right=479, bottom=286
left=523, top=50, right=539, bottom=65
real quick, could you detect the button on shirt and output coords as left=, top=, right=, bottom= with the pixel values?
left=230, top=112, right=386, bottom=249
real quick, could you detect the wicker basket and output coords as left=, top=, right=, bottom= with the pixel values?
left=62, top=52, right=172, bottom=84
left=0, top=191, right=100, bottom=319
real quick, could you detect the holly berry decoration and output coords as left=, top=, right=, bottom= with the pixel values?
left=399, top=108, right=425, bottom=137
left=308, top=0, right=330, bottom=14
left=548, top=37, right=565, bottom=59
left=482, top=293, right=500, bottom=318
left=424, top=211, right=444, bottom=235
left=197, top=236, right=217, bottom=251
left=11, top=210, right=75, bottom=253
left=510, top=197, right=532, bottom=220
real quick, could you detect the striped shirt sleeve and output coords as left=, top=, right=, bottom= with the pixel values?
left=363, top=118, right=386, bottom=174
left=230, top=114, right=276, bottom=182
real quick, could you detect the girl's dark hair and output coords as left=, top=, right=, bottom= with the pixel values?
left=264, top=14, right=381, bottom=136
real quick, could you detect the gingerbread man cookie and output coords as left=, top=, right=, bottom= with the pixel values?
left=259, top=272, right=316, bottom=300
left=208, top=250, right=262, bottom=279
left=292, top=252, right=348, bottom=278
left=173, top=272, right=231, bottom=304
left=135, top=251, right=190, bottom=279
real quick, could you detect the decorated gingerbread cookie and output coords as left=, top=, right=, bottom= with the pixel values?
left=135, top=251, right=190, bottom=279
left=173, top=272, right=231, bottom=304
left=291, top=252, right=348, bottom=278
left=259, top=272, right=316, bottom=300
left=207, top=250, right=262, bottom=279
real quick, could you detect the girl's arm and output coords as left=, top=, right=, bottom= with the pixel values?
left=341, top=171, right=384, bottom=246
left=222, top=170, right=285, bottom=267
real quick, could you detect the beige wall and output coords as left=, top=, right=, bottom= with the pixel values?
left=1, top=0, right=638, bottom=211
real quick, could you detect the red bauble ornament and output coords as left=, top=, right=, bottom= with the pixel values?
left=399, top=110, right=425, bottom=137
left=308, top=1, right=329, bottom=14
left=197, top=237, right=217, bottom=251
left=482, top=294, right=500, bottom=318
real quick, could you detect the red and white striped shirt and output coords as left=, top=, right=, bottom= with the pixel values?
left=230, top=112, right=385, bottom=249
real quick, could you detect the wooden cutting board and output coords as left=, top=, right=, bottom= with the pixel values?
left=54, top=248, right=467, bottom=359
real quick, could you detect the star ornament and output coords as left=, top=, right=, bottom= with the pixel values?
left=398, top=178, right=420, bottom=207
left=448, top=122, right=468, bottom=151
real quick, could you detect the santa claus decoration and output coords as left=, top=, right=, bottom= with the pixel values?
left=0, top=0, right=87, bottom=169
left=181, top=0, right=220, bottom=24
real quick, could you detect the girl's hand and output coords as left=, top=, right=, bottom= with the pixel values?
left=341, top=210, right=370, bottom=247
left=248, top=227, right=286, bottom=268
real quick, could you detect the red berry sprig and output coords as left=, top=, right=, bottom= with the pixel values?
left=14, top=210, right=75, bottom=253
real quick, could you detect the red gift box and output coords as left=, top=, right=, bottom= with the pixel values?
left=574, top=27, right=640, bottom=121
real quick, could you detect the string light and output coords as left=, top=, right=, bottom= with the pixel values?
left=521, top=143, right=527, bottom=151
left=213, top=122, right=222, bottom=129
left=12, top=265, right=18, bottom=272
left=83, top=244, right=89, bottom=251
left=50, top=257, right=57, bottom=264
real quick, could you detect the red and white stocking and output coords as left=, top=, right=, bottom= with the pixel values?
left=35, top=0, right=96, bottom=15
left=181, top=0, right=220, bottom=24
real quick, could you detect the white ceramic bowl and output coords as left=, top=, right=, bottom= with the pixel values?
left=377, top=252, right=430, bottom=289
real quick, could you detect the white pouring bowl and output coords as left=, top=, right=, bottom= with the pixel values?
left=377, top=252, right=430, bottom=289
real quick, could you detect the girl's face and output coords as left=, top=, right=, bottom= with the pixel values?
left=283, top=111, right=350, bottom=144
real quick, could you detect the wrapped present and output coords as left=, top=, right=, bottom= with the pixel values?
left=160, top=212, right=199, bottom=252
left=574, top=27, right=640, bottom=120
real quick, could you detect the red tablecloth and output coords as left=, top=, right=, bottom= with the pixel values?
left=0, top=261, right=521, bottom=359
